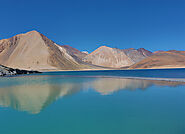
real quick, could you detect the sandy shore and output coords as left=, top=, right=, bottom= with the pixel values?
left=38, top=66, right=185, bottom=72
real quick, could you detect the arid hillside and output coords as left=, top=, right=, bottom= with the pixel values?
left=83, top=46, right=152, bottom=68
left=0, top=31, right=95, bottom=71
left=130, top=50, right=185, bottom=69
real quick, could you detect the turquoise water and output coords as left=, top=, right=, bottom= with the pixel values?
left=0, top=69, right=185, bottom=134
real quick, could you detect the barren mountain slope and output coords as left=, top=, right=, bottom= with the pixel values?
left=130, top=50, right=185, bottom=69
left=83, top=46, right=152, bottom=68
left=0, top=31, right=93, bottom=71
left=83, top=46, right=133, bottom=68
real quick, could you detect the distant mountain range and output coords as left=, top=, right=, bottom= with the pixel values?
left=0, top=30, right=184, bottom=71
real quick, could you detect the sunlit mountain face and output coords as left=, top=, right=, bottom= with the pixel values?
left=0, top=75, right=184, bottom=114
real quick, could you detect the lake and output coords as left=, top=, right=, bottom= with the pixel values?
left=0, top=69, right=185, bottom=134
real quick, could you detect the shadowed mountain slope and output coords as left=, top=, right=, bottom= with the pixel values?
left=62, top=45, right=87, bottom=60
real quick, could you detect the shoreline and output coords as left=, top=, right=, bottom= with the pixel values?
left=4, top=72, right=185, bottom=83
left=39, top=67, right=185, bottom=72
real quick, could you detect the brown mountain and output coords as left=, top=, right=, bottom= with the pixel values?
left=1, top=31, right=184, bottom=70
left=0, top=31, right=95, bottom=71
left=130, top=50, right=185, bottom=69
left=82, top=46, right=152, bottom=68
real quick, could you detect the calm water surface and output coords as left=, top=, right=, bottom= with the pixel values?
left=0, top=69, right=185, bottom=134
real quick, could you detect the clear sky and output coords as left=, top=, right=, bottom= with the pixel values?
left=0, top=0, right=185, bottom=52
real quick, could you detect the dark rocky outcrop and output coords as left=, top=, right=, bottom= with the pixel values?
left=0, top=65, right=40, bottom=76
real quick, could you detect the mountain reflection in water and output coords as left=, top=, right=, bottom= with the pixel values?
left=0, top=76, right=184, bottom=114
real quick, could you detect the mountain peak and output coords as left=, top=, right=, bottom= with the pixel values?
left=99, top=45, right=111, bottom=49
left=0, top=30, right=41, bottom=42
left=27, top=30, right=39, bottom=33
left=23, top=30, right=41, bottom=36
left=89, top=46, right=112, bottom=56
left=137, top=48, right=153, bottom=57
left=7, top=30, right=42, bottom=40
left=138, top=48, right=145, bottom=50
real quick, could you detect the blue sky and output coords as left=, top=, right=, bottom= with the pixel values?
left=0, top=0, right=185, bottom=52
